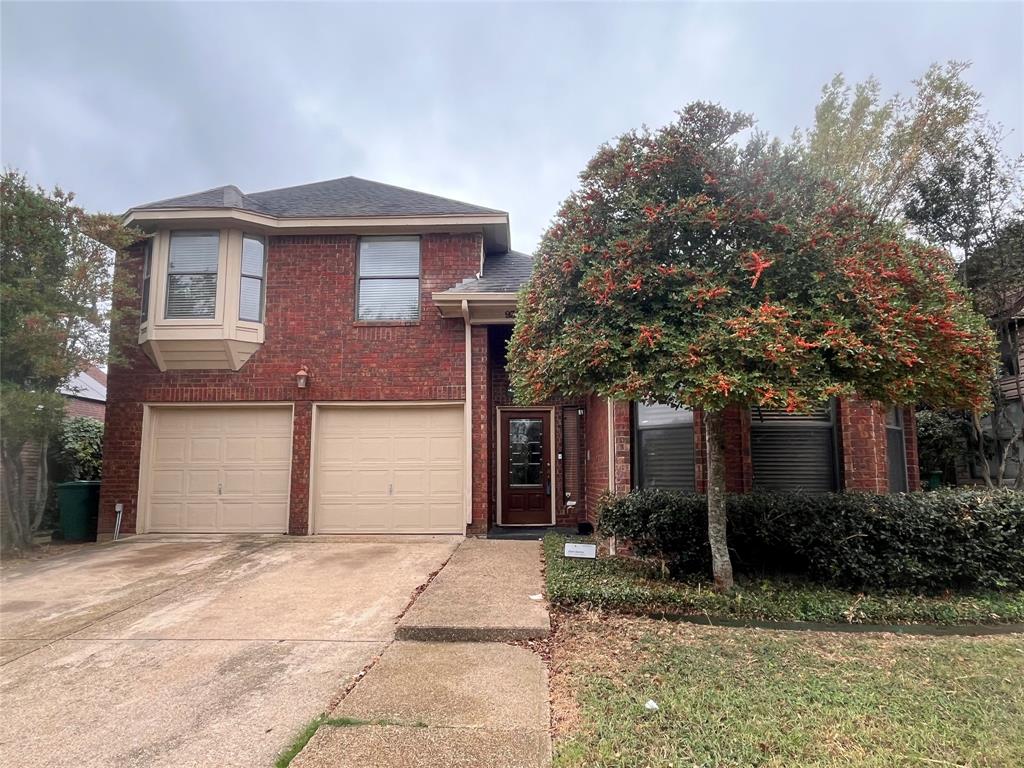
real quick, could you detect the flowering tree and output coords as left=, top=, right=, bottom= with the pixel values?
left=507, top=103, right=995, bottom=590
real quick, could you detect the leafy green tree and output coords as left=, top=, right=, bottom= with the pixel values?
left=0, top=171, right=136, bottom=550
left=507, top=103, right=995, bottom=590
left=903, top=117, right=1024, bottom=488
left=799, top=61, right=981, bottom=221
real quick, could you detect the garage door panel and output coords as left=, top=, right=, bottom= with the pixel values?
left=258, top=469, right=291, bottom=495
left=224, top=437, right=257, bottom=462
left=149, top=503, right=183, bottom=530
left=429, top=436, right=462, bottom=462
left=151, top=469, right=184, bottom=495
left=429, top=469, right=462, bottom=494
left=318, top=502, right=390, bottom=532
left=187, top=470, right=220, bottom=495
left=429, top=503, right=463, bottom=530
left=260, top=437, right=292, bottom=461
left=394, top=436, right=428, bottom=461
left=355, top=470, right=390, bottom=495
left=313, top=405, right=464, bottom=534
left=185, top=502, right=218, bottom=530
left=222, top=469, right=254, bottom=495
left=154, top=437, right=186, bottom=463
left=357, top=437, right=391, bottom=462
left=145, top=407, right=292, bottom=534
left=392, top=469, right=426, bottom=495
left=189, top=437, right=221, bottom=462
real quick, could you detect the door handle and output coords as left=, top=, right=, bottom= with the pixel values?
left=218, top=482, right=223, bottom=496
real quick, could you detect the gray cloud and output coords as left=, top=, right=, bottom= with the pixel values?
left=3, top=1, right=1021, bottom=253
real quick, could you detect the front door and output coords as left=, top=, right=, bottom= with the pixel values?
left=501, top=410, right=551, bottom=525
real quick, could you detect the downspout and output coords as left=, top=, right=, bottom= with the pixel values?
left=463, top=299, right=473, bottom=527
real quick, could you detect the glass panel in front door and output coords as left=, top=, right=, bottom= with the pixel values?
left=509, top=418, right=543, bottom=486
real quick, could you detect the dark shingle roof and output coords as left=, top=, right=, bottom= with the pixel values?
left=440, top=250, right=534, bottom=294
left=134, top=177, right=504, bottom=218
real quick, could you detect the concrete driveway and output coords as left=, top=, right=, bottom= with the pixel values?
left=0, top=535, right=460, bottom=768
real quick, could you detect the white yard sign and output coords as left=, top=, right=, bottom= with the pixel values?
left=564, top=542, right=597, bottom=559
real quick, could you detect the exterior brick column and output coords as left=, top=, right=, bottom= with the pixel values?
left=838, top=396, right=889, bottom=492
left=611, top=400, right=632, bottom=493
left=288, top=400, right=313, bottom=535
left=469, top=324, right=489, bottom=534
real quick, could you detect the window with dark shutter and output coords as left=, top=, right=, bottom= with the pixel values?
left=357, top=236, right=420, bottom=321
left=634, top=402, right=696, bottom=492
left=751, top=403, right=837, bottom=492
left=886, top=407, right=908, bottom=492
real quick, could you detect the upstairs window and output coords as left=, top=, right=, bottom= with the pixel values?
left=886, top=407, right=908, bottom=492
left=141, top=240, right=152, bottom=320
left=239, top=235, right=266, bottom=322
left=357, top=236, right=420, bottom=321
left=633, top=402, right=696, bottom=492
left=166, top=231, right=219, bottom=319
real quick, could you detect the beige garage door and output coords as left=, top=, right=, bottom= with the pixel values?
left=314, top=405, right=464, bottom=534
left=145, top=407, right=292, bottom=533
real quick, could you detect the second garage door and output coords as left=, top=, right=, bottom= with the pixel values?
left=313, top=405, right=464, bottom=534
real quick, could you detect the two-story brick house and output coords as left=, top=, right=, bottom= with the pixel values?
left=99, top=176, right=919, bottom=539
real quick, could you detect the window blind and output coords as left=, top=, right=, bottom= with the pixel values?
left=166, top=232, right=219, bottom=319
left=634, top=402, right=696, bottom=492
left=358, top=237, right=420, bottom=320
left=239, top=235, right=265, bottom=322
left=750, top=404, right=837, bottom=492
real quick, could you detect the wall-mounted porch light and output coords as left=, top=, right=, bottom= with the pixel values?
left=295, top=366, right=309, bottom=389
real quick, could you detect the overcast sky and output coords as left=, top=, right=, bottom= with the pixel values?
left=2, top=1, right=1021, bottom=253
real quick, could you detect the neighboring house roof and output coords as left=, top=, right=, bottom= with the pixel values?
left=59, top=366, right=107, bottom=403
left=438, top=250, right=535, bottom=295
left=134, top=176, right=506, bottom=218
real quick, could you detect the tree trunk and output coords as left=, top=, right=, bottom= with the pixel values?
left=0, top=445, right=34, bottom=551
left=704, top=409, right=734, bottom=592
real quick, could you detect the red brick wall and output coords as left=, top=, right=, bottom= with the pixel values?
left=100, top=232, right=482, bottom=535
left=65, top=397, right=105, bottom=421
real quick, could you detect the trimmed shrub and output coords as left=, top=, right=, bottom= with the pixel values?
left=597, top=488, right=1024, bottom=592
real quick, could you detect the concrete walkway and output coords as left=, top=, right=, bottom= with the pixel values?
left=398, top=538, right=551, bottom=641
left=292, top=538, right=552, bottom=768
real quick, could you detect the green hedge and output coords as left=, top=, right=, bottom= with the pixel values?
left=597, top=488, right=1024, bottom=592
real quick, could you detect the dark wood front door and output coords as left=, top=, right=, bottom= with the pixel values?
left=501, top=410, right=551, bottom=525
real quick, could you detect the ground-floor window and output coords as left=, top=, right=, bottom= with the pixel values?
left=886, top=407, right=909, bottom=492
left=633, top=402, right=696, bottom=492
left=750, top=403, right=837, bottom=492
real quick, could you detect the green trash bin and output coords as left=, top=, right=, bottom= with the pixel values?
left=55, top=481, right=101, bottom=542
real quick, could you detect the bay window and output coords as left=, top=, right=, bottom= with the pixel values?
left=166, top=231, right=219, bottom=319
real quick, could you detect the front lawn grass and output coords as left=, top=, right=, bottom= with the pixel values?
left=551, top=613, right=1024, bottom=767
left=545, top=534, right=1024, bottom=625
